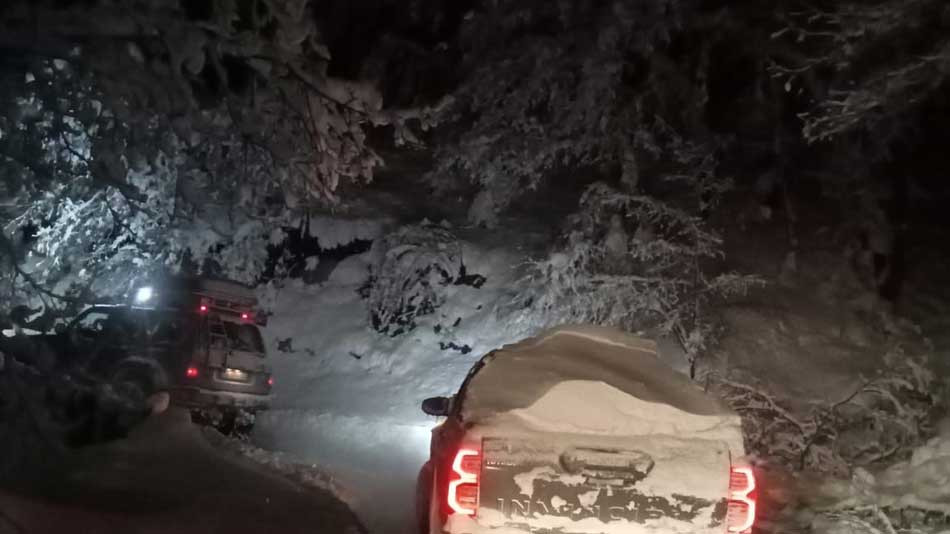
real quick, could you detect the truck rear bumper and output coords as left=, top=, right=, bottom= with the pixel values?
left=172, top=386, right=271, bottom=411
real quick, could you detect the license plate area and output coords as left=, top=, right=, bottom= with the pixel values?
left=219, top=367, right=250, bottom=382
left=225, top=351, right=265, bottom=373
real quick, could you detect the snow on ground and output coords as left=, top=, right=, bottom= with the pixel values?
left=253, top=239, right=545, bottom=533
left=785, top=421, right=950, bottom=534
left=201, top=426, right=356, bottom=508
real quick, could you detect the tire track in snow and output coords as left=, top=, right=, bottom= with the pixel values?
left=252, top=408, right=436, bottom=534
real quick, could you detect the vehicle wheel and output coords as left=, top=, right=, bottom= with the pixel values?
left=190, top=408, right=221, bottom=428
left=216, top=409, right=237, bottom=435
left=62, top=365, right=156, bottom=446
left=416, top=462, right=434, bottom=534
left=233, top=409, right=256, bottom=436
left=146, top=391, right=170, bottom=415
left=190, top=407, right=234, bottom=433
left=111, top=365, right=155, bottom=411
left=190, top=408, right=254, bottom=437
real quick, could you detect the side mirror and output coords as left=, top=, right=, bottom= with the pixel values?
left=421, top=396, right=452, bottom=416
left=54, top=323, right=67, bottom=335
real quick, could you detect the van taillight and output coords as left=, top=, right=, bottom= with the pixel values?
left=448, top=448, right=480, bottom=516
left=186, top=366, right=199, bottom=378
left=726, top=466, right=756, bottom=533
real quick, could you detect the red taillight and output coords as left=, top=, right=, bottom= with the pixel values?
left=199, top=305, right=208, bottom=313
left=186, top=366, right=199, bottom=378
left=726, top=466, right=756, bottom=533
left=241, top=312, right=250, bottom=321
left=448, top=448, right=480, bottom=516
left=267, top=376, right=274, bottom=387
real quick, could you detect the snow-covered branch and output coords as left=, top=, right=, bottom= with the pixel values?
left=772, top=0, right=950, bottom=143
left=0, top=0, right=436, bottom=309
left=715, top=348, right=940, bottom=475
left=427, top=0, right=705, bottom=225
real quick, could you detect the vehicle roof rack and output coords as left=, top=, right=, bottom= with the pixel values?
left=136, top=276, right=260, bottom=318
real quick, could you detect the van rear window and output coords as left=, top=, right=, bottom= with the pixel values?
left=222, top=322, right=264, bottom=353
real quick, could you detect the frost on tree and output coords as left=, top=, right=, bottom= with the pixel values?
left=0, top=0, right=434, bottom=313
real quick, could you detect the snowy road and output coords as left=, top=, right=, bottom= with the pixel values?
left=0, top=408, right=364, bottom=534
left=253, top=409, right=434, bottom=534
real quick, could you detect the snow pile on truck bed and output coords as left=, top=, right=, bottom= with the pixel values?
left=464, top=325, right=736, bottom=421
left=498, top=380, right=744, bottom=451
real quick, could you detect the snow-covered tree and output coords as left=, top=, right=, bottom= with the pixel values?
left=517, top=174, right=760, bottom=374
left=428, top=0, right=715, bottom=224
left=0, top=0, right=434, bottom=315
left=763, top=0, right=950, bottom=303
left=773, top=0, right=950, bottom=145
left=419, top=0, right=764, bottom=363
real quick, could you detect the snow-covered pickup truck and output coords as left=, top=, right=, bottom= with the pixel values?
left=416, top=325, right=754, bottom=534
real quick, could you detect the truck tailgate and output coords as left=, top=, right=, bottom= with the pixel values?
left=476, top=434, right=731, bottom=534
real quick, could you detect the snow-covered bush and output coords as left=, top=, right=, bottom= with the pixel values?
left=363, top=223, right=479, bottom=336
left=518, top=182, right=761, bottom=372
left=715, top=348, right=941, bottom=475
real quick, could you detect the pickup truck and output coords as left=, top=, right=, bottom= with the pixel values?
left=416, top=325, right=755, bottom=534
